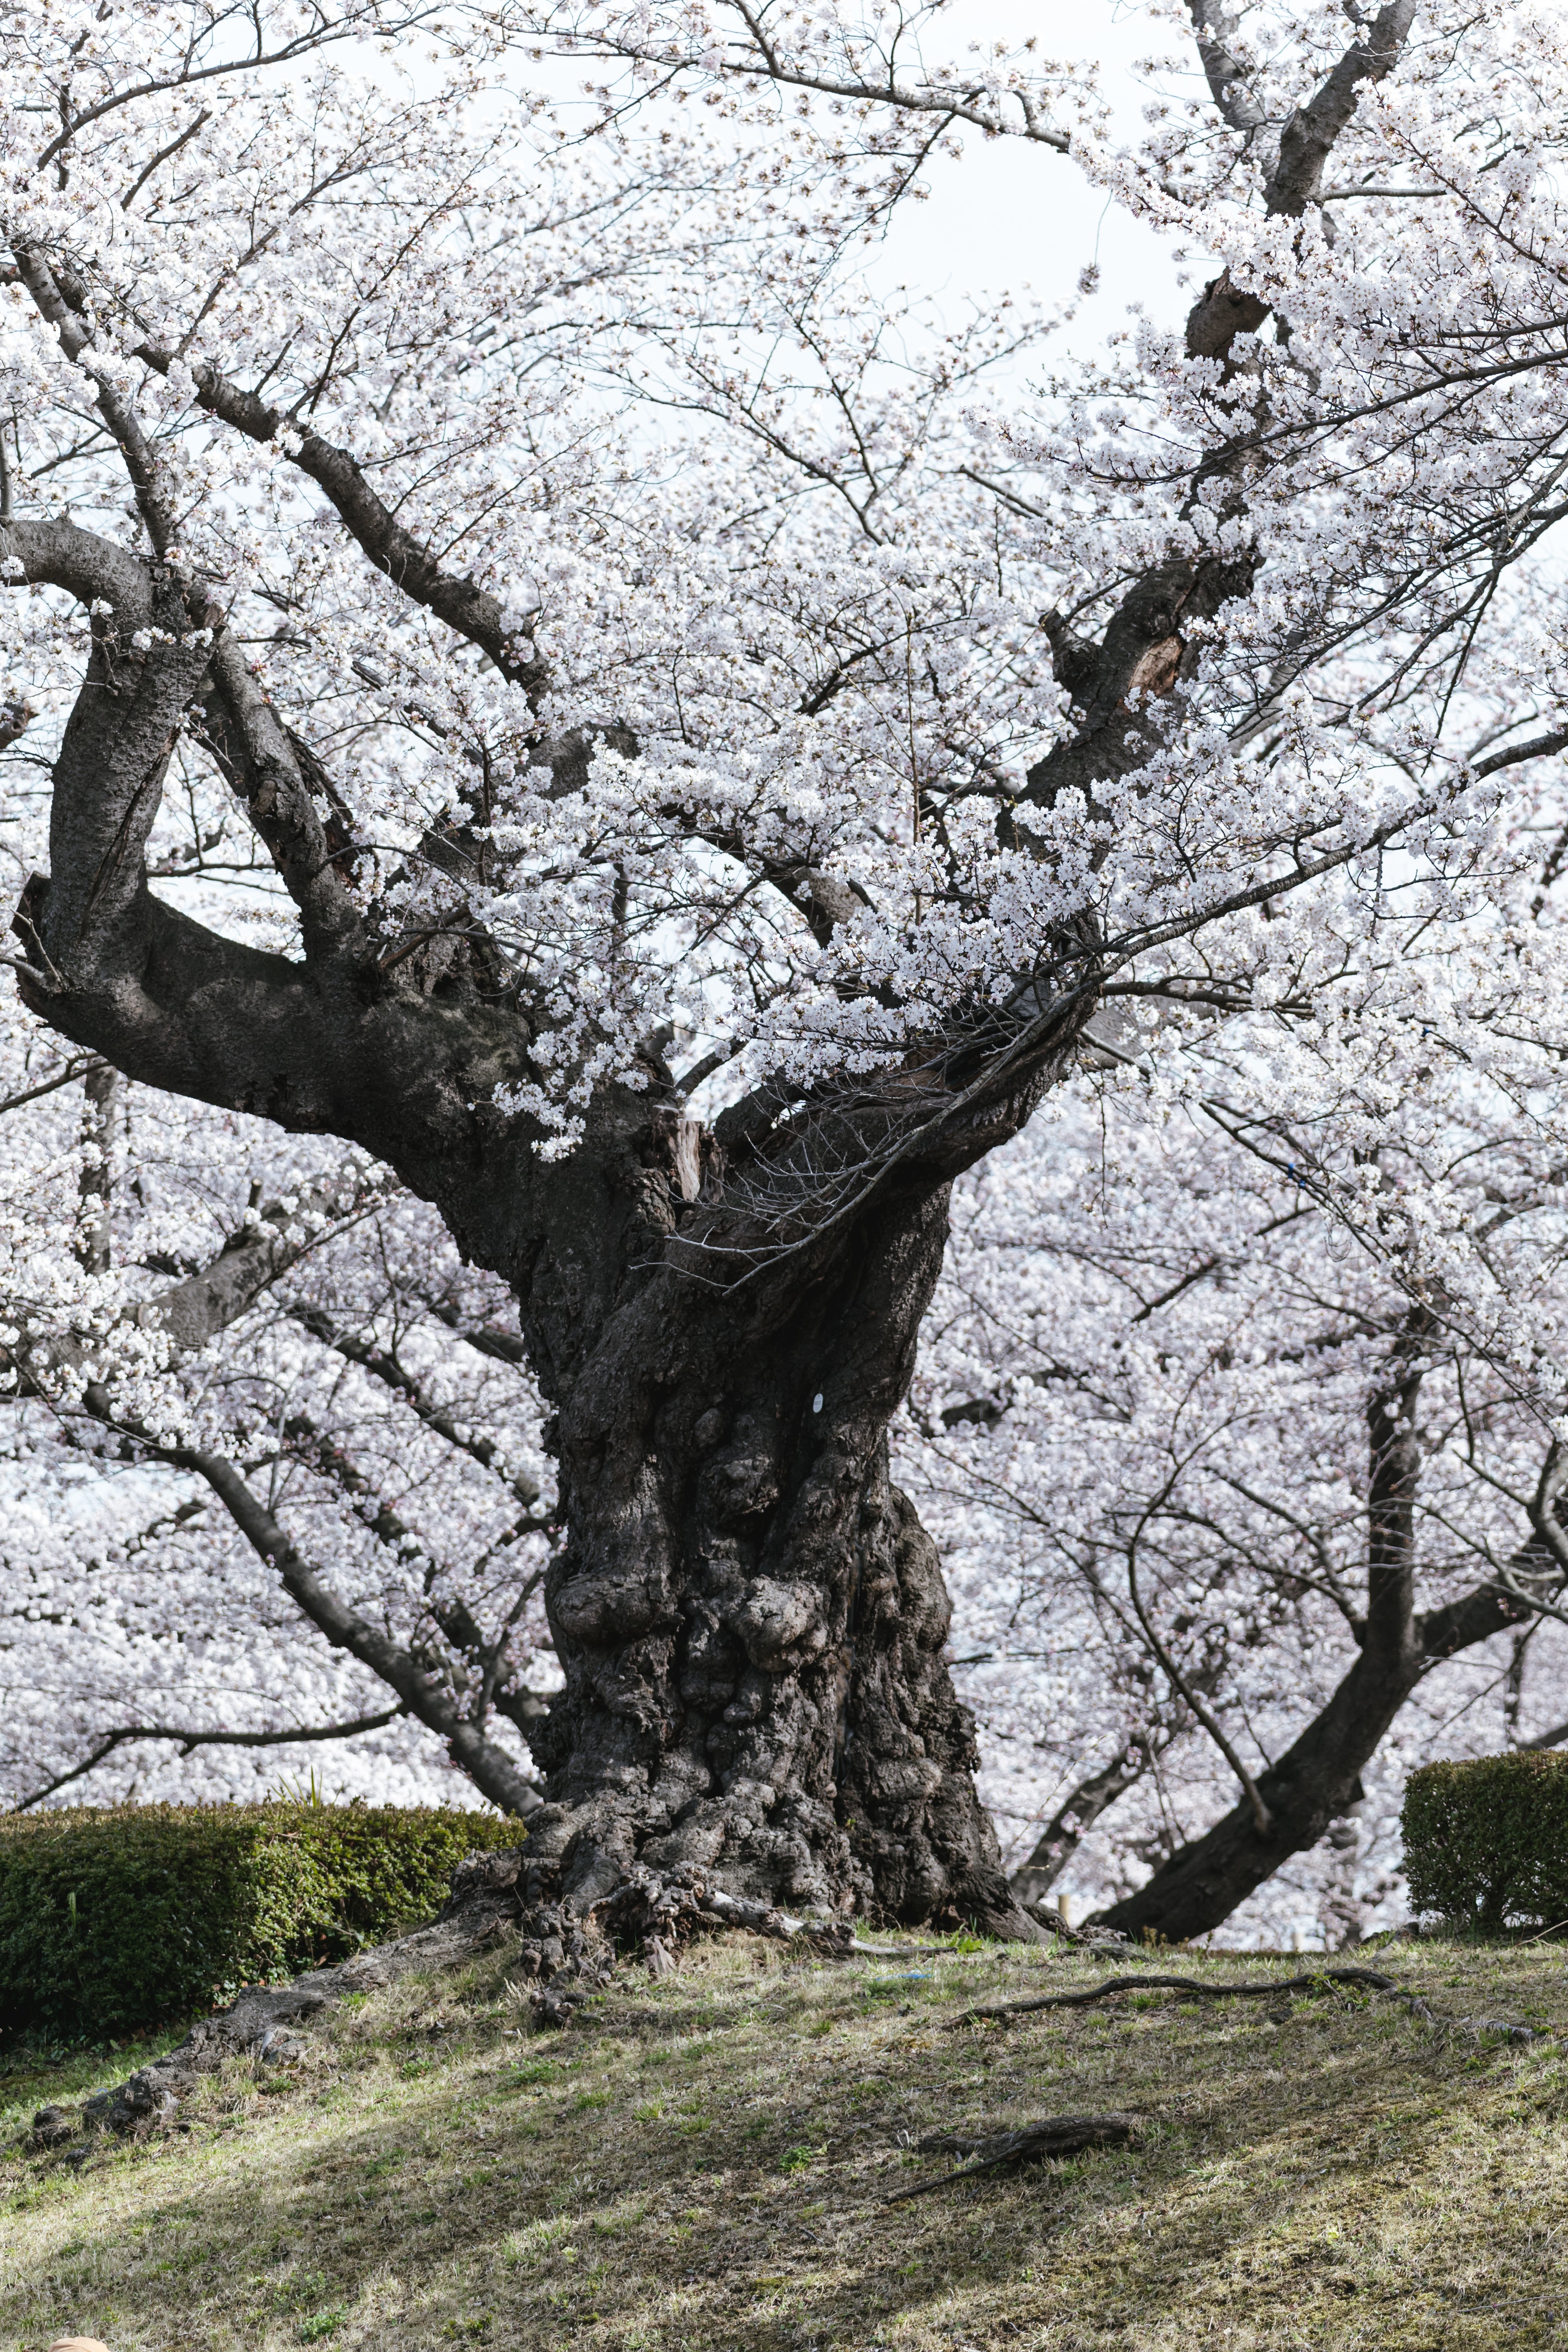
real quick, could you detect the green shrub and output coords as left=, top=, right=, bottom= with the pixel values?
left=1402, top=1753, right=1568, bottom=1931
left=0, top=1801, right=528, bottom=2038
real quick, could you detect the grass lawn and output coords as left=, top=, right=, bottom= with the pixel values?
left=3, top=1933, right=1567, bottom=2351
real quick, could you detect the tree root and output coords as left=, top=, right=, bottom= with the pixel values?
left=41, top=1846, right=1546, bottom=2163
left=1019, top=1903, right=1138, bottom=1954
left=953, top=1966, right=1400, bottom=2027
left=66, top=1864, right=547, bottom=2140
left=600, top=1865, right=967, bottom=1964
left=21, top=1849, right=969, bottom=2149
left=883, top=2113, right=1139, bottom=2203
left=952, top=1965, right=1553, bottom=2045
left=1376, top=1990, right=1548, bottom=2045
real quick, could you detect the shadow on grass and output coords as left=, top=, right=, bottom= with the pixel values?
left=3, top=1939, right=1567, bottom=2352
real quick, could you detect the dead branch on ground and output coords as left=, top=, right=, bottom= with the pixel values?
left=884, top=2113, right=1140, bottom=2203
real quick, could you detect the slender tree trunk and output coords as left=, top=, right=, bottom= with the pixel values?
left=75, top=1061, right=118, bottom=1275
left=1011, top=1740, right=1155, bottom=1910
left=1007, top=1680, right=1225, bottom=1909
left=1087, top=1642, right=1424, bottom=1943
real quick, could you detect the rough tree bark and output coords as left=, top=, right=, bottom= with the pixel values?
left=515, top=1097, right=1055, bottom=1927
left=7, top=528, right=1078, bottom=1927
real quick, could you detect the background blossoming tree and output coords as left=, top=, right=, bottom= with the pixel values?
left=5, top=0, right=1568, bottom=1940
left=915, top=920, right=1568, bottom=1943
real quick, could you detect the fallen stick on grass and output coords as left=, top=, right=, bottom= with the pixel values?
left=951, top=1967, right=1553, bottom=2044
left=953, top=1967, right=1399, bottom=2026
left=882, top=2113, right=1140, bottom=2203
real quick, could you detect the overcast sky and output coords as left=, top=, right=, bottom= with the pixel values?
left=859, top=0, right=1197, bottom=376
left=506, top=0, right=1200, bottom=392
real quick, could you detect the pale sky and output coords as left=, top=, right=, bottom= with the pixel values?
left=864, top=0, right=1194, bottom=359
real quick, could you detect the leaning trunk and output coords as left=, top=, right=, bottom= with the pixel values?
left=1087, top=1649, right=1421, bottom=1943
left=1093, top=1325, right=1433, bottom=1942
left=496, top=1110, right=1034, bottom=1938
left=1091, top=1314, right=1536, bottom=1943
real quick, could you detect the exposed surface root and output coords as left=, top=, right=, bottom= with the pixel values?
left=953, top=1964, right=1553, bottom=2044
left=600, top=1863, right=966, bottom=1965
left=40, top=1849, right=975, bottom=2145
left=953, top=1967, right=1399, bottom=2026
left=1018, top=1904, right=1138, bottom=1953
left=47, top=1855, right=606, bottom=2140
left=76, top=1863, right=552, bottom=2140
left=884, top=2113, right=1139, bottom=2203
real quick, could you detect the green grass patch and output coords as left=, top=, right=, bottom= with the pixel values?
left=4, top=1936, right=1568, bottom=2348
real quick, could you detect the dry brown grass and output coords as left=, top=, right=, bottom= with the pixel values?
left=4, top=1933, right=1568, bottom=2351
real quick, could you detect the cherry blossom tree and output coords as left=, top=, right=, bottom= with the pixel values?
left=4, top=0, right=1568, bottom=1940
left=0, top=1016, right=559, bottom=1817
left=911, top=868, right=1568, bottom=1941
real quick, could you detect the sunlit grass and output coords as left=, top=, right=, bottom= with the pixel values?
left=4, top=1935, right=1568, bottom=2349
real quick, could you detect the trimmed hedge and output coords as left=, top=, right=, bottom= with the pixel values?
left=1402, top=1752, right=1568, bottom=1931
left=0, top=1802, right=528, bottom=2038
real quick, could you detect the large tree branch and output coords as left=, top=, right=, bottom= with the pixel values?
left=4, top=533, right=536, bottom=1198
left=15, top=246, right=183, bottom=561
left=1186, top=0, right=1274, bottom=145
left=5, top=252, right=528, bottom=1138
left=119, top=330, right=545, bottom=693
left=9, top=877, right=334, bottom=1109
left=0, top=517, right=267, bottom=1066
left=2, top=1170, right=378, bottom=1399
left=1363, top=1302, right=1430, bottom=1670
left=36, top=626, right=234, bottom=991
left=196, top=633, right=366, bottom=954
left=1186, top=0, right=1420, bottom=216
left=1093, top=1547, right=1539, bottom=1944
left=1266, top=0, right=1420, bottom=218
left=413, top=1291, right=531, bottom=1368
left=15, top=249, right=364, bottom=954
left=1417, top=1578, right=1539, bottom=1660
left=7, top=851, right=539, bottom=1245
left=0, top=515, right=153, bottom=626
left=1033, top=1, right=1420, bottom=809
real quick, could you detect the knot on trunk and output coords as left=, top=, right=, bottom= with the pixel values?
left=730, top=1576, right=823, bottom=1667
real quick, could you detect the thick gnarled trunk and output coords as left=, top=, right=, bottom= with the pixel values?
left=511, top=1152, right=1031, bottom=1935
